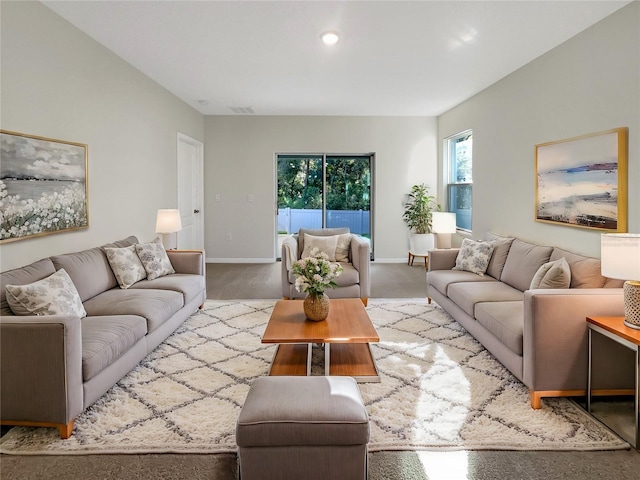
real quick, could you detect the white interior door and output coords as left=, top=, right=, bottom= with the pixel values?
left=177, top=133, right=204, bottom=250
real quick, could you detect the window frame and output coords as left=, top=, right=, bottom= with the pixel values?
left=444, top=130, right=473, bottom=232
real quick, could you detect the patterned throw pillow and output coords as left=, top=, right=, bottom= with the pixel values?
left=530, top=257, right=571, bottom=290
left=452, top=238, right=495, bottom=276
left=335, top=234, right=352, bottom=263
left=301, top=234, right=339, bottom=261
left=5, top=268, right=87, bottom=318
left=105, top=245, right=147, bottom=288
left=135, top=237, right=175, bottom=280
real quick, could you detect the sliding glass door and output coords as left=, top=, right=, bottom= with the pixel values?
left=277, top=153, right=373, bottom=258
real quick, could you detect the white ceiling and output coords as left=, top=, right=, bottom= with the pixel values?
left=42, top=1, right=631, bottom=116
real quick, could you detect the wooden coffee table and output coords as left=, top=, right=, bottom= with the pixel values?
left=262, top=298, right=380, bottom=382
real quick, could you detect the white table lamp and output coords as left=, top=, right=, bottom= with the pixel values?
left=601, top=233, right=640, bottom=329
left=155, top=209, right=182, bottom=250
left=432, top=212, right=457, bottom=249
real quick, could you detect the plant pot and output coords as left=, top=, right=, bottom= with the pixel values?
left=303, top=293, right=330, bottom=321
left=409, top=233, right=435, bottom=256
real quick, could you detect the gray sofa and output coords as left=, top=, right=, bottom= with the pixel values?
left=281, top=228, right=371, bottom=305
left=0, top=236, right=206, bottom=438
left=426, top=233, right=633, bottom=409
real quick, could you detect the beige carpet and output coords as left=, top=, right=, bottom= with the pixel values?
left=0, top=299, right=628, bottom=455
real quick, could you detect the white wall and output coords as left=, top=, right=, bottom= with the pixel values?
left=0, top=1, right=204, bottom=271
left=438, top=2, right=639, bottom=257
left=204, top=116, right=438, bottom=262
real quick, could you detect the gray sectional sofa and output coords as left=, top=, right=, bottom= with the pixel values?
left=0, top=236, right=206, bottom=438
left=426, top=233, right=633, bottom=409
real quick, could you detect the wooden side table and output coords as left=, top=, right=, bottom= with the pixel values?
left=408, top=252, right=429, bottom=270
left=587, top=316, right=640, bottom=448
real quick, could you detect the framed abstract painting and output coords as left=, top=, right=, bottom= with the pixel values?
left=0, top=130, right=89, bottom=243
left=535, top=127, right=628, bottom=232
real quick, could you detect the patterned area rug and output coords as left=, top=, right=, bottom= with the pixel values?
left=0, top=299, right=628, bottom=455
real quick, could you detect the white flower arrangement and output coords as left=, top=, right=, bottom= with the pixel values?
left=291, top=247, right=343, bottom=297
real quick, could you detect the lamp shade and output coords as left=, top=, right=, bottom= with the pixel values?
left=155, top=209, right=182, bottom=234
left=432, top=212, right=457, bottom=234
left=601, top=233, right=640, bottom=280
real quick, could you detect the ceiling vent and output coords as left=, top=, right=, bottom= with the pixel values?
left=228, top=106, right=255, bottom=114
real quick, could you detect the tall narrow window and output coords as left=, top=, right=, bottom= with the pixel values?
left=277, top=153, right=373, bottom=257
left=446, top=131, right=472, bottom=231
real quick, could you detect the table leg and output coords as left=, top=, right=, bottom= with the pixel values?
left=588, top=328, right=593, bottom=412
left=325, top=343, right=331, bottom=375
left=307, top=343, right=312, bottom=376
left=635, top=346, right=639, bottom=448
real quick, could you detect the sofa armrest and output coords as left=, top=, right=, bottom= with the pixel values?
left=281, top=236, right=298, bottom=298
left=428, top=248, right=459, bottom=271
left=281, top=236, right=298, bottom=271
left=523, top=288, right=626, bottom=393
left=350, top=235, right=371, bottom=297
left=167, top=250, right=205, bottom=276
left=0, top=315, right=83, bottom=427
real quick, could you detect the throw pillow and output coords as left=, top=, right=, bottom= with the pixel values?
left=335, top=233, right=352, bottom=263
left=5, top=268, right=87, bottom=318
left=301, top=234, right=339, bottom=261
left=530, top=257, right=571, bottom=290
left=452, top=238, right=495, bottom=276
left=135, top=237, right=175, bottom=280
left=105, top=245, right=147, bottom=288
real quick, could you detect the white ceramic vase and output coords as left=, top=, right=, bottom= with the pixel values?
left=409, top=233, right=435, bottom=255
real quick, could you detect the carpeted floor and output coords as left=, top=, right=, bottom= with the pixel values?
left=2, top=262, right=640, bottom=479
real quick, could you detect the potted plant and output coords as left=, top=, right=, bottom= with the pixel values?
left=402, top=183, right=440, bottom=256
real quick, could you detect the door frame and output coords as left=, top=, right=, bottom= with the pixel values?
left=177, top=132, right=204, bottom=250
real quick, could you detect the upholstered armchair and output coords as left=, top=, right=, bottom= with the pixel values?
left=281, top=228, right=370, bottom=306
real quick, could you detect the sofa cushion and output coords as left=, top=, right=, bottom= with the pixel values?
left=297, top=228, right=350, bottom=257
left=475, top=301, right=524, bottom=355
left=335, top=233, right=352, bottom=262
left=530, top=258, right=571, bottom=290
left=5, top=268, right=87, bottom=318
left=301, top=234, right=339, bottom=261
left=500, top=239, right=553, bottom=292
left=447, top=281, right=523, bottom=318
left=483, top=234, right=515, bottom=280
left=105, top=245, right=147, bottom=289
left=51, top=247, right=118, bottom=302
left=549, top=248, right=606, bottom=288
left=603, top=277, right=625, bottom=288
left=130, top=274, right=205, bottom=306
left=427, top=270, right=496, bottom=298
left=334, top=262, right=359, bottom=287
left=81, top=315, right=147, bottom=381
left=288, top=262, right=359, bottom=287
left=1, top=258, right=56, bottom=316
left=111, top=236, right=139, bottom=248
left=135, top=237, right=175, bottom=280
left=83, top=289, right=183, bottom=333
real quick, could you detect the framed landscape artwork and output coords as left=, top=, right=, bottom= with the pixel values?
left=0, top=130, right=89, bottom=243
left=535, top=127, right=628, bottom=232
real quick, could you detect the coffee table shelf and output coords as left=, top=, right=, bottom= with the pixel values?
left=263, top=299, right=380, bottom=383
left=270, top=344, right=311, bottom=376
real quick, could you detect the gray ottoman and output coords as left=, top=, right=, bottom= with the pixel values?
left=236, top=376, right=369, bottom=480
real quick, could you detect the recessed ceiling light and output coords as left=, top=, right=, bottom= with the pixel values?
left=321, top=31, right=339, bottom=46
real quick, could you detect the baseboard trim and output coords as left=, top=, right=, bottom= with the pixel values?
left=207, top=257, right=413, bottom=264
left=371, top=258, right=410, bottom=263
left=206, top=258, right=276, bottom=264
